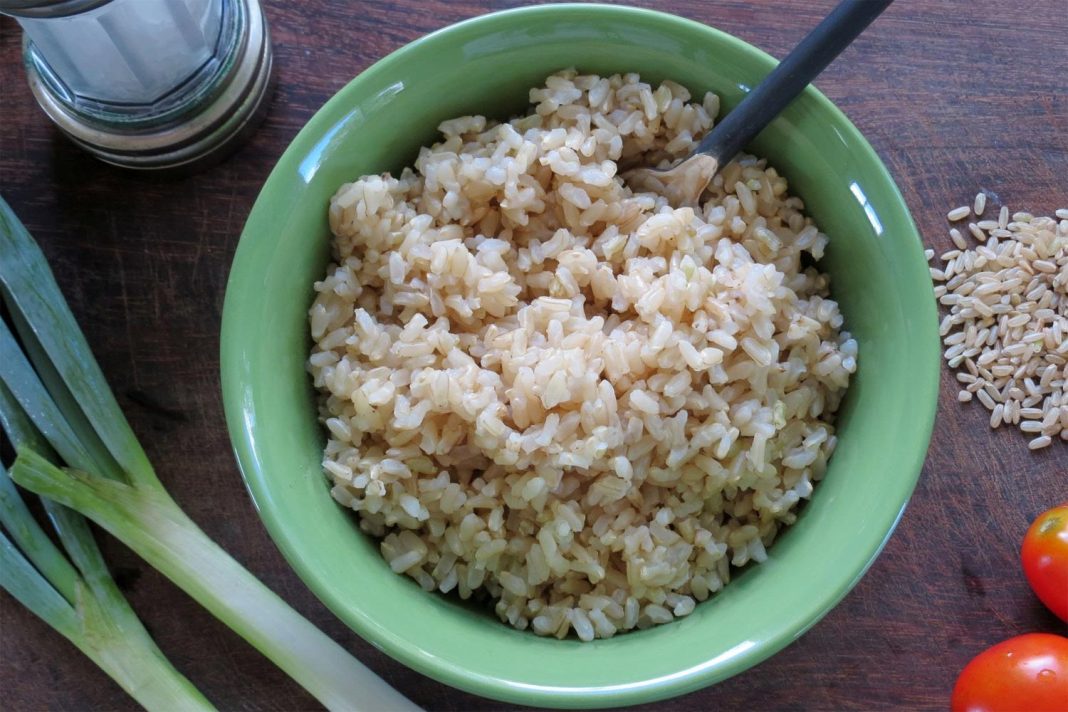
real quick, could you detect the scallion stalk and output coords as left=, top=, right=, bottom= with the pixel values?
left=0, top=384, right=214, bottom=711
left=1, top=196, right=418, bottom=712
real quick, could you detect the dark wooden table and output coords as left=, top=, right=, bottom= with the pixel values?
left=2, top=1, right=1066, bottom=710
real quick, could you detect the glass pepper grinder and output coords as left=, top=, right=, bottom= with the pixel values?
left=0, top=0, right=273, bottom=170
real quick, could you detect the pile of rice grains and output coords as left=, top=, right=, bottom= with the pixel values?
left=308, top=71, right=857, bottom=639
left=928, top=195, right=1067, bottom=450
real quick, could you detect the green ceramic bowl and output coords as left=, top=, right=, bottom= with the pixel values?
left=221, top=4, right=938, bottom=707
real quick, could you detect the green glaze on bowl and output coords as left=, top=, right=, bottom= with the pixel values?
left=221, top=5, right=938, bottom=708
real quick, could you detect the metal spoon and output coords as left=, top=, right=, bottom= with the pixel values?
left=626, top=0, right=894, bottom=205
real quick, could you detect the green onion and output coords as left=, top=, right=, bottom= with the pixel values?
left=0, top=382, right=214, bottom=711
left=1, top=196, right=417, bottom=712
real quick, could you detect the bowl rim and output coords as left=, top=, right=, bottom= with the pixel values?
left=221, top=3, right=939, bottom=707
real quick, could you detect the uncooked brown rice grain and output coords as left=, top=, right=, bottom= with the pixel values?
left=931, top=200, right=1067, bottom=450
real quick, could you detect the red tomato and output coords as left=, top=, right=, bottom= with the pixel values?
left=1022, top=503, right=1068, bottom=622
left=951, top=634, right=1068, bottom=712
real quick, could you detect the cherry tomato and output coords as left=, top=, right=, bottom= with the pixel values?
left=951, top=633, right=1068, bottom=712
left=1022, top=503, right=1068, bottom=622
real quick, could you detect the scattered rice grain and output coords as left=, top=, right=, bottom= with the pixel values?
left=947, top=206, right=971, bottom=222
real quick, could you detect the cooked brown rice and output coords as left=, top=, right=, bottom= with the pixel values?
left=308, top=70, right=856, bottom=640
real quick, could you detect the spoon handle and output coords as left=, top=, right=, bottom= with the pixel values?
left=695, top=0, right=893, bottom=166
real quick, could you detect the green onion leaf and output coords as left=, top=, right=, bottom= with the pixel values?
left=0, top=319, right=104, bottom=474
left=4, top=301, right=126, bottom=483
left=0, top=461, right=79, bottom=604
left=0, top=378, right=116, bottom=606
left=0, top=196, right=154, bottom=485
left=0, top=528, right=79, bottom=639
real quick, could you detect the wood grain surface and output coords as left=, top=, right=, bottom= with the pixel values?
left=2, top=1, right=1066, bottom=710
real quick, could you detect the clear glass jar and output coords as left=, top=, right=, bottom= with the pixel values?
left=1, top=0, right=273, bottom=169
left=20, top=0, right=227, bottom=110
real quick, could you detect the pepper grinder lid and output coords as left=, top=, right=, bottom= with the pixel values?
left=0, top=1, right=114, bottom=18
